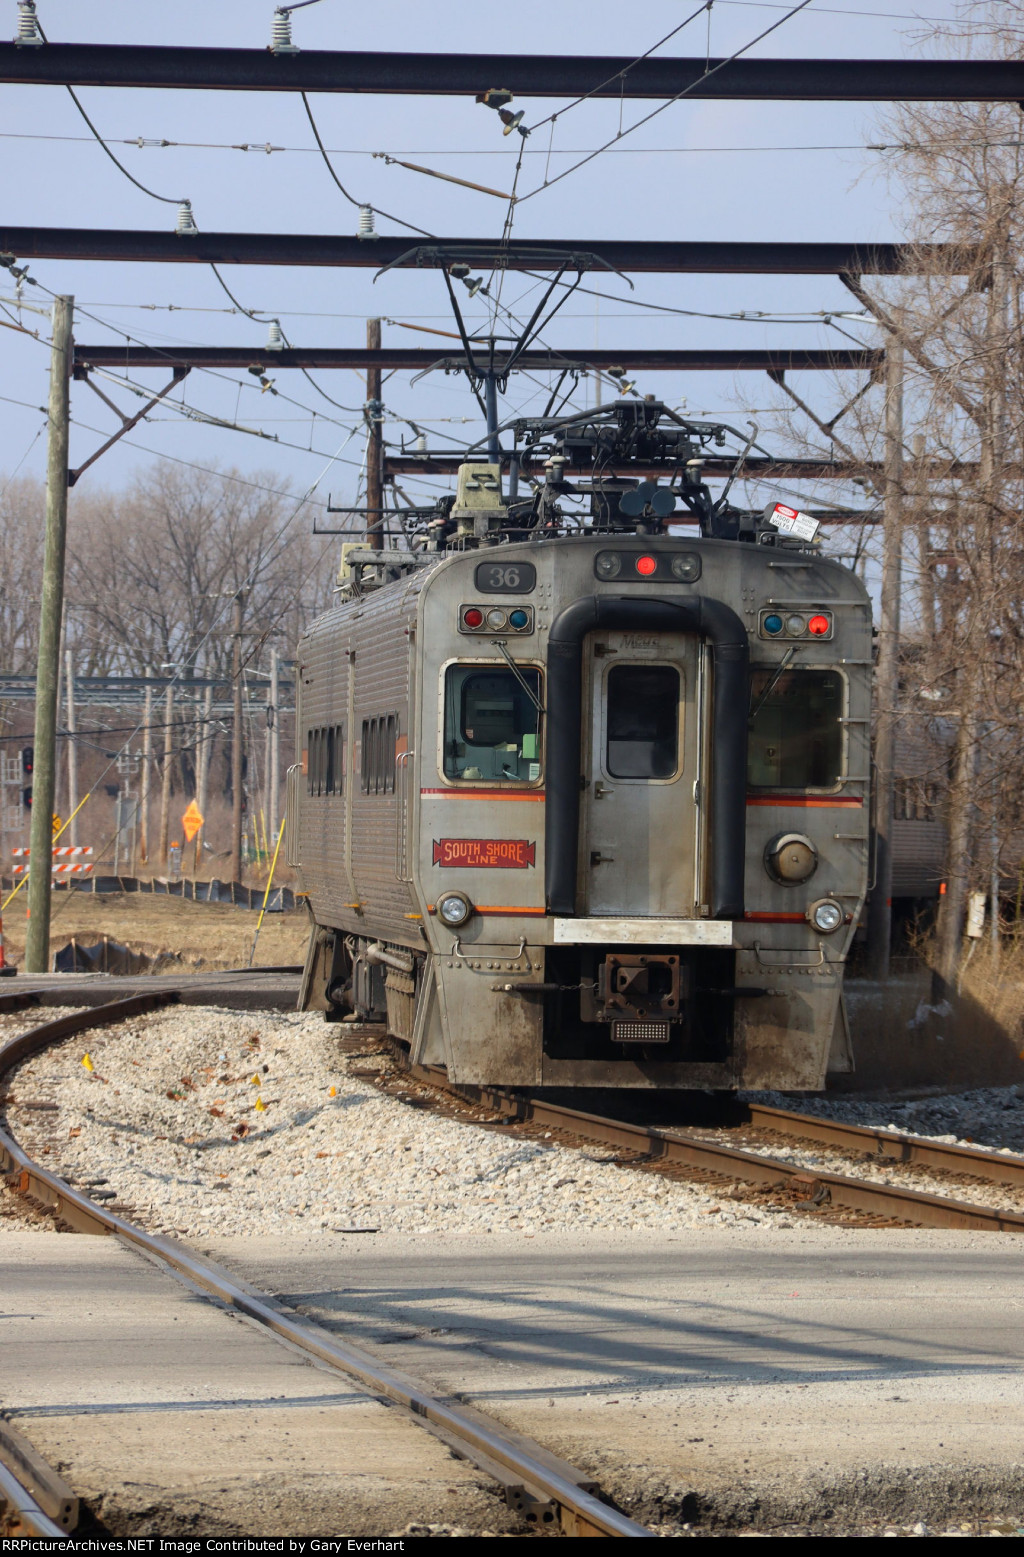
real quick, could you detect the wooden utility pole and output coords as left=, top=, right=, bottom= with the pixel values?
left=866, top=344, right=903, bottom=980
left=158, top=683, right=174, bottom=868
left=139, top=667, right=152, bottom=864
left=230, top=591, right=245, bottom=882
left=366, top=317, right=383, bottom=550
left=269, top=647, right=280, bottom=844
left=65, top=648, right=78, bottom=846
left=26, top=295, right=73, bottom=974
left=195, top=683, right=213, bottom=874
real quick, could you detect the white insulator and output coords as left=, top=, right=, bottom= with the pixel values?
left=270, top=8, right=299, bottom=54
left=266, top=320, right=284, bottom=351
left=174, top=199, right=198, bottom=237
left=357, top=205, right=378, bottom=241
left=16, top=1, right=43, bottom=45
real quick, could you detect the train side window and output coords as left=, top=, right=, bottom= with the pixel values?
left=324, top=723, right=344, bottom=795
left=748, top=668, right=843, bottom=790
left=360, top=714, right=398, bottom=793
left=383, top=714, right=397, bottom=793
left=606, top=664, right=680, bottom=779
left=361, top=718, right=373, bottom=792
left=443, top=665, right=542, bottom=783
left=307, top=727, right=320, bottom=795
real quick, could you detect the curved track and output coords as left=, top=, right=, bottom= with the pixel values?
left=0, top=993, right=652, bottom=1539
left=406, top=1065, right=1024, bottom=1233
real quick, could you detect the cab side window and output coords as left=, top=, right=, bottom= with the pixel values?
left=748, top=669, right=843, bottom=790
left=443, top=666, right=542, bottom=783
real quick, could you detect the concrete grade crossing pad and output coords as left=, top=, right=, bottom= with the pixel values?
left=202, top=1225, right=1024, bottom=1532
left=0, top=1231, right=515, bottom=1536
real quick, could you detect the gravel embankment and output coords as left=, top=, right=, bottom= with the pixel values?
left=2, top=1005, right=793, bottom=1238
left=7, top=1005, right=1024, bottom=1239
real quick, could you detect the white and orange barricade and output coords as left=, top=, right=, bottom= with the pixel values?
left=12, top=846, right=94, bottom=877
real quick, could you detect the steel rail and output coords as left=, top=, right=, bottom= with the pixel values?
left=0, top=227, right=975, bottom=275
left=411, top=1069, right=1024, bottom=1234
left=0, top=998, right=651, bottom=1538
left=0, top=1456, right=66, bottom=1539
left=745, top=1101, right=1024, bottom=1189
left=1, top=44, right=1020, bottom=102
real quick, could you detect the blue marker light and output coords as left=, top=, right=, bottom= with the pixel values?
left=763, top=614, right=783, bottom=635
left=509, top=609, right=530, bottom=630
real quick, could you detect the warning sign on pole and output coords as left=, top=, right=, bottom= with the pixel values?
left=52, top=813, right=62, bottom=836
left=182, top=800, right=204, bottom=843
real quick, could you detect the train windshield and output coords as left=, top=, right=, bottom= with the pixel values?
left=747, top=668, right=844, bottom=790
left=443, top=665, right=543, bottom=783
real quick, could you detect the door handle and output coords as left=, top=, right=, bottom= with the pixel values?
left=593, top=781, right=614, bottom=798
left=590, top=851, right=615, bottom=866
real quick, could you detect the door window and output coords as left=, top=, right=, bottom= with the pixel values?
left=606, top=663, right=680, bottom=779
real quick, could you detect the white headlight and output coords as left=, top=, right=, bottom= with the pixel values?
left=808, top=898, right=843, bottom=933
left=437, top=891, right=473, bottom=927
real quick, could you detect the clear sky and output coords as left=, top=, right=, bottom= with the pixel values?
left=2, top=0, right=971, bottom=522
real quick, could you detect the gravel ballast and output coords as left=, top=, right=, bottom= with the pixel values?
left=2, top=1005, right=790, bottom=1238
left=6, top=1007, right=1024, bottom=1238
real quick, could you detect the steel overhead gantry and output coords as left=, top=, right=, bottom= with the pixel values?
left=0, top=44, right=1020, bottom=101
left=381, top=453, right=978, bottom=481
left=72, top=345, right=884, bottom=374
left=1, top=229, right=976, bottom=274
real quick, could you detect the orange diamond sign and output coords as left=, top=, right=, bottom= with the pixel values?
left=181, top=800, right=204, bottom=843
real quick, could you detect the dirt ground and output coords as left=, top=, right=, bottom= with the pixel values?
left=0, top=889, right=310, bottom=972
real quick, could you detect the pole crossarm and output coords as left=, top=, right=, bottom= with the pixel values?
left=68, top=365, right=189, bottom=486
left=0, top=228, right=978, bottom=275
left=72, top=345, right=885, bottom=374
left=0, top=44, right=1020, bottom=101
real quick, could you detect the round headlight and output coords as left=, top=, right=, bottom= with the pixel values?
left=437, top=891, right=473, bottom=927
left=595, top=551, right=622, bottom=580
left=785, top=614, right=806, bottom=637
left=670, top=553, right=701, bottom=582
left=486, top=607, right=507, bottom=629
left=808, top=898, right=844, bottom=934
left=765, top=832, right=818, bottom=885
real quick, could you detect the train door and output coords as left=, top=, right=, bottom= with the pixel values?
left=581, top=630, right=702, bottom=916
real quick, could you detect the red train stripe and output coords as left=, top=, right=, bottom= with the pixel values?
left=746, top=796, right=863, bottom=808
left=421, top=788, right=546, bottom=802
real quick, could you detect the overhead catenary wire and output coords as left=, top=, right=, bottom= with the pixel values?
left=27, top=6, right=188, bottom=208
left=299, top=91, right=435, bottom=238
left=527, top=1, right=712, bottom=137
left=10, top=130, right=1018, bottom=156
left=517, top=0, right=818, bottom=202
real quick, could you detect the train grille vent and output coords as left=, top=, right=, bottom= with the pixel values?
left=612, top=1020, right=671, bottom=1044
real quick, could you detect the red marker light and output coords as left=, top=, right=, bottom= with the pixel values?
left=464, top=608, right=484, bottom=628
left=807, top=614, right=830, bottom=636
left=636, top=555, right=657, bottom=576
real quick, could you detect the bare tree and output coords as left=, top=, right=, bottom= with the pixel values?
left=759, top=4, right=1024, bottom=989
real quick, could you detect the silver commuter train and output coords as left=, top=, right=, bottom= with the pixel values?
left=289, top=470, right=871, bottom=1092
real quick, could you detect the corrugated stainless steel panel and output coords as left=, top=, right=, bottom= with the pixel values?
left=295, top=567, right=433, bottom=946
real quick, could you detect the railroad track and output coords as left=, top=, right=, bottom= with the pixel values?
left=403, top=1064, right=1024, bottom=1234
left=0, top=993, right=651, bottom=1539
